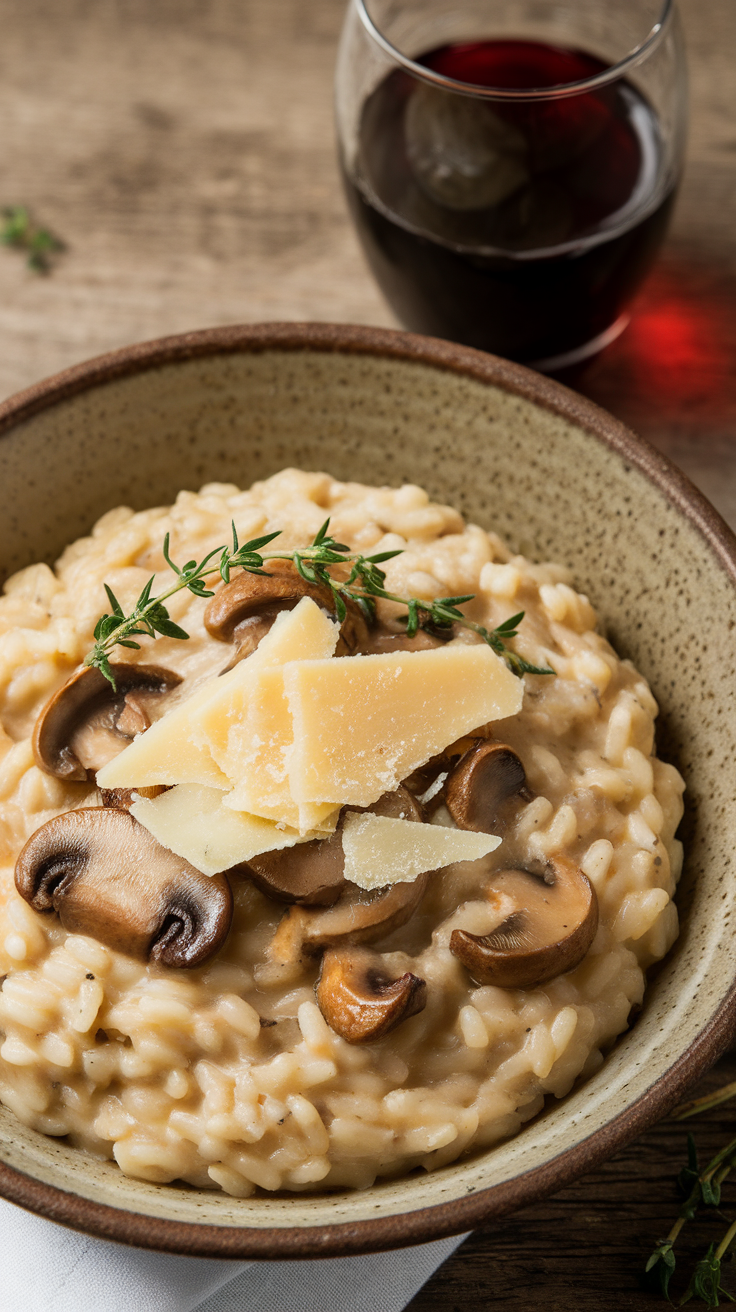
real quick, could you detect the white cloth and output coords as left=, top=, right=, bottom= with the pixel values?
left=0, top=1196, right=467, bottom=1312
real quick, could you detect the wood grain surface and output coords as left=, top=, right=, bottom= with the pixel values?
left=0, top=2, right=734, bottom=1306
left=407, top=1053, right=736, bottom=1310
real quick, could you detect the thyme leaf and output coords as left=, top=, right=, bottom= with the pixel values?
left=1, top=206, right=64, bottom=274
left=84, top=520, right=555, bottom=687
left=644, top=1092, right=736, bottom=1305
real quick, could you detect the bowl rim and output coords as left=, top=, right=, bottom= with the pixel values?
left=1, top=319, right=735, bottom=1259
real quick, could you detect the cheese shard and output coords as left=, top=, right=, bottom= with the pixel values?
left=96, top=676, right=232, bottom=790
left=341, top=812, right=501, bottom=890
left=193, top=597, right=339, bottom=832
left=97, top=597, right=339, bottom=792
left=130, top=784, right=317, bottom=877
left=191, top=596, right=339, bottom=765
left=285, top=644, right=523, bottom=808
left=222, top=662, right=339, bottom=833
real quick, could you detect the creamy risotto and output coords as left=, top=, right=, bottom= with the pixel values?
left=0, top=469, right=684, bottom=1195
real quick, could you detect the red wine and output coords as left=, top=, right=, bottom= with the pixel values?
left=342, top=40, right=676, bottom=367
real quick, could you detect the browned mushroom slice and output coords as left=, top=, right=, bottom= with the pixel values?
left=360, top=628, right=448, bottom=655
left=270, top=870, right=430, bottom=965
left=99, top=785, right=170, bottom=811
left=247, top=827, right=346, bottom=906
left=15, top=807, right=232, bottom=967
left=245, top=784, right=423, bottom=906
left=204, top=559, right=370, bottom=664
left=445, top=740, right=532, bottom=833
left=450, top=856, right=598, bottom=989
left=315, top=946, right=427, bottom=1043
left=33, top=664, right=182, bottom=783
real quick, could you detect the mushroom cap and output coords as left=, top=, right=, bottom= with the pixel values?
left=315, top=946, right=427, bottom=1043
left=204, top=560, right=370, bottom=659
left=33, top=663, right=182, bottom=783
left=445, top=739, right=531, bottom=833
left=15, top=807, right=232, bottom=968
left=449, top=856, right=598, bottom=989
left=245, top=828, right=346, bottom=906
left=244, top=784, right=423, bottom=906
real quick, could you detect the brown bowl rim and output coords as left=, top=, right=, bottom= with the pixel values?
left=1, top=320, right=735, bottom=1259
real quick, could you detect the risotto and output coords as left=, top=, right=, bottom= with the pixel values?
left=0, top=469, right=684, bottom=1195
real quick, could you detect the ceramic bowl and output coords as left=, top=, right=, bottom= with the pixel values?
left=1, top=323, right=735, bottom=1259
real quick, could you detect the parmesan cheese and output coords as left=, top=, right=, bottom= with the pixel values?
left=341, top=812, right=501, bottom=890
left=96, top=597, right=338, bottom=793
left=194, top=597, right=339, bottom=833
left=221, top=664, right=338, bottom=833
left=191, top=596, right=339, bottom=765
left=285, top=644, right=522, bottom=807
left=96, top=675, right=232, bottom=790
left=130, top=784, right=317, bottom=877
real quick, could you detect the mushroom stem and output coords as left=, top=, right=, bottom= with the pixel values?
left=15, top=808, right=232, bottom=967
left=450, top=857, right=598, bottom=989
left=315, top=946, right=427, bottom=1043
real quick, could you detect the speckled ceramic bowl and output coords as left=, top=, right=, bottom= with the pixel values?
left=1, top=323, right=735, bottom=1258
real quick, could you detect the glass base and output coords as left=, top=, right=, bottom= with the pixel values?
left=529, top=314, right=630, bottom=374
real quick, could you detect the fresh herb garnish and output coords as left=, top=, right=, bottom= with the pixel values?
left=645, top=1083, right=736, bottom=1305
left=1, top=206, right=64, bottom=273
left=84, top=519, right=554, bottom=689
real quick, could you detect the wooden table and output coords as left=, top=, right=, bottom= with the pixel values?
left=0, top=1, right=734, bottom=1306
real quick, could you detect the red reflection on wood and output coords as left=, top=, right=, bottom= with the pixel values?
left=622, top=272, right=733, bottom=403
left=578, top=259, right=736, bottom=432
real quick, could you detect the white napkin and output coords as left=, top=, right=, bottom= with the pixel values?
left=0, top=1196, right=467, bottom=1312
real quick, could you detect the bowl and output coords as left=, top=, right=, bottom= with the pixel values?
left=0, top=322, right=735, bottom=1258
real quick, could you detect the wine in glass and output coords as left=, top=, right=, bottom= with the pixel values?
left=336, top=0, right=687, bottom=371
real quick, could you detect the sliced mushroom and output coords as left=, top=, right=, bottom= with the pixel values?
left=204, top=560, right=370, bottom=665
left=246, top=828, right=346, bottom=906
left=402, top=753, right=452, bottom=814
left=315, top=946, right=427, bottom=1043
left=244, top=785, right=422, bottom=906
left=445, top=740, right=532, bottom=833
left=15, top=807, right=232, bottom=967
left=99, top=785, right=170, bottom=811
left=360, top=628, right=448, bottom=655
left=33, top=664, right=182, bottom=783
left=270, top=869, right=430, bottom=965
left=449, top=856, right=598, bottom=989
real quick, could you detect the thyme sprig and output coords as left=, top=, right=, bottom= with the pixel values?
left=645, top=1084, right=736, bottom=1306
left=1, top=205, right=64, bottom=273
left=84, top=519, right=554, bottom=688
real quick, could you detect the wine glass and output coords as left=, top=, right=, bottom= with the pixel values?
left=335, top=0, right=687, bottom=372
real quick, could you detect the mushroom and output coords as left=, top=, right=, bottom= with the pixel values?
left=449, top=856, right=598, bottom=989
left=99, top=785, right=170, bottom=811
left=445, top=740, right=532, bottom=833
left=203, top=560, right=370, bottom=664
left=15, top=807, right=232, bottom=967
left=360, top=628, right=448, bottom=655
left=269, top=869, right=429, bottom=965
left=245, top=828, right=346, bottom=906
left=33, top=664, right=182, bottom=783
left=244, top=784, right=423, bottom=906
left=315, top=946, right=427, bottom=1043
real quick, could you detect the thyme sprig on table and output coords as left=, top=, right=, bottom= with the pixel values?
left=84, top=519, right=554, bottom=688
left=645, top=1082, right=736, bottom=1306
left=1, top=205, right=64, bottom=273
